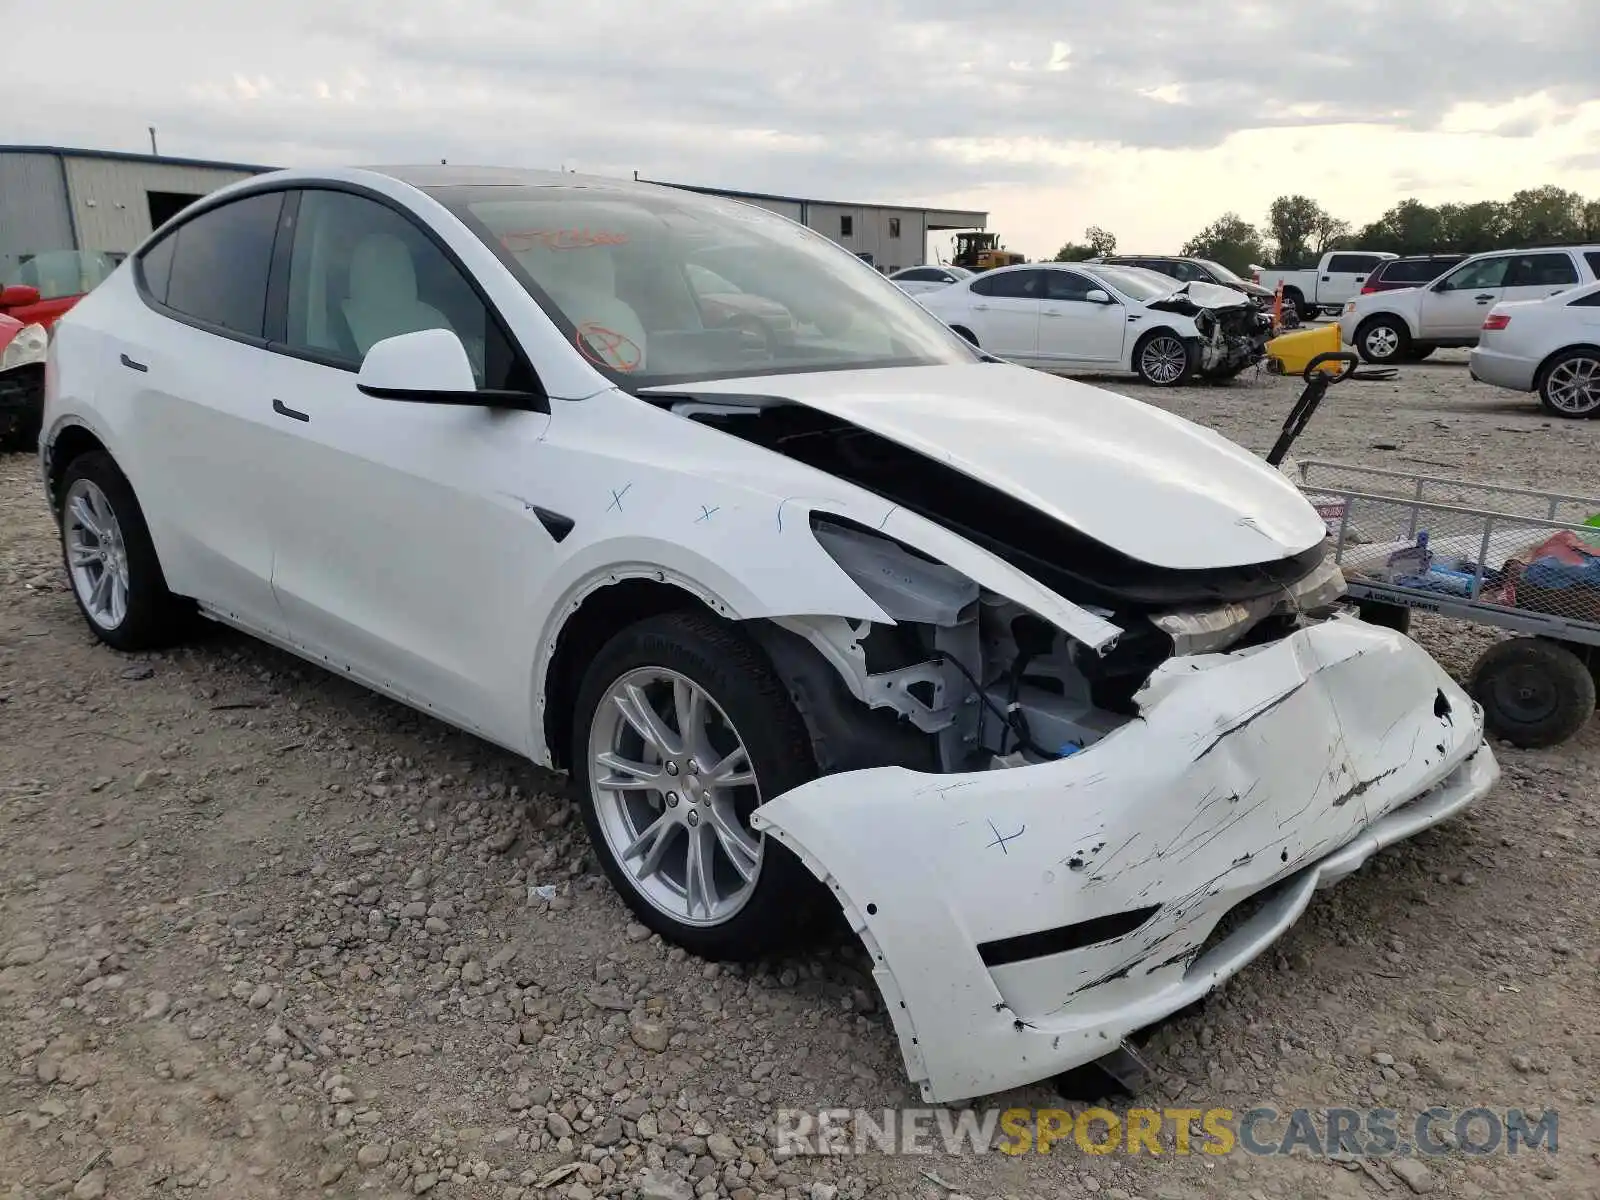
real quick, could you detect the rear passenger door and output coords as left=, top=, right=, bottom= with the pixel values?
left=114, top=189, right=292, bottom=635
left=1501, top=251, right=1581, bottom=304
left=1320, top=254, right=1384, bottom=306
left=966, top=269, right=1043, bottom=358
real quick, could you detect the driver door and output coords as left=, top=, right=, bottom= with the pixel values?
left=1420, top=255, right=1509, bottom=339
left=255, top=187, right=556, bottom=751
left=1036, top=269, right=1127, bottom=364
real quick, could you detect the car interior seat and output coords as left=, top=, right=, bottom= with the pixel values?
left=517, top=241, right=649, bottom=372
left=341, top=232, right=454, bottom=357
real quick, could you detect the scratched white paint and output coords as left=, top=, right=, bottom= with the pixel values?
left=754, top=617, right=1499, bottom=1102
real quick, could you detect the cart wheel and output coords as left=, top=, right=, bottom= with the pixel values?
left=1469, top=638, right=1596, bottom=749
left=1356, top=600, right=1412, bottom=635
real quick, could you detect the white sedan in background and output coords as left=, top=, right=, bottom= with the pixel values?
left=888, top=264, right=973, bottom=295
left=1471, top=279, right=1600, bottom=417
left=917, top=261, right=1270, bottom=386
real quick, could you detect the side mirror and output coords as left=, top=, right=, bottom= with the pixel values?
left=355, top=328, right=544, bottom=411
left=1086, top=288, right=1113, bottom=304
left=0, top=284, right=41, bottom=309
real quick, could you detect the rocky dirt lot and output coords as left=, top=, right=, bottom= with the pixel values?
left=3, top=351, right=1599, bottom=1200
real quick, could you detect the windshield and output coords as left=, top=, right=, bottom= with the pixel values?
left=1086, top=265, right=1177, bottom=302
left=1196, top=259, right=1247, bottom=286
left=440, top=185, right=977, bottom=387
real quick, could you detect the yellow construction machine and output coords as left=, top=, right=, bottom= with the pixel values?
left=951, top=232, right=1025, bottom=272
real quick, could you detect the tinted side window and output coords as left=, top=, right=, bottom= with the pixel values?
left=1505, top=253, right=1579, bottom=287
left=1587, top=252, right=1600, bottom=277
left=1439, top=257, right=1510, bottom=290
left=162, top=191, right=284, bottom=337
left=137, top=235, right=176, bottom=304
left=1044, top=270, right=1097, bottom=302
left=284, top=188, right=534, bottom=391
left=1327, top=254, right=1381, bottom=274
left=1570, top=290, right=1600, bottom=308
left=898, top=268, right=940, bottom=282
left=970, top=270, right=1042, bottom=300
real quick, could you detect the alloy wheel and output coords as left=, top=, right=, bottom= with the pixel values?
left=1546, top=355, right=1600, bottom=416
left=587, top=667, right=764, bottom=926
left=1140, top=335, right=1187, bottom=385
left=1363, top=324, right=1401, bottom=360
left=63, top=478, right=130, bottom=631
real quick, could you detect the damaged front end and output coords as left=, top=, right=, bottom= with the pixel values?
left=642, top=373, right=1495, bottom=1101
left=1150, top=283, right=1273, bottom=374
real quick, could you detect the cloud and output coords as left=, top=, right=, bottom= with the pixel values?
left=5, top=0, right=1600, bottom=256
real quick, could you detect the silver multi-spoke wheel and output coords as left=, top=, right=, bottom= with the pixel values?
left=1362, top=323, right=1401, bottom=361
left=1544, top=354, right=1600, bottom=416
left=64, top=478, right=130, bottom=631
left=588, top=667, right=764, bottom=927
left=1139, top=335, right=1188, bottom=385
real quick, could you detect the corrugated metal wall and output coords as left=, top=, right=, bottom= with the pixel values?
left=63, top=158, right=254, bottom=253
left=806, top=203, right=921, bottom=272
left=0, top=153, right=75, bottom=281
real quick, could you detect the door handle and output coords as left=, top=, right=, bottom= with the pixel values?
left=1322, top=275, right=1331, bottom=282
left=1041, top=310, right=1065, bottom=318
left=972, top=303, right=991, bottom=311
left=1475, top=294, right=1495, bottom=302
left=272, top=398, right=310, bottom=423
left=119, top=353, right=148, bottom=373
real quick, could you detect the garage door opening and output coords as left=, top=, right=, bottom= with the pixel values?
left=147, top=190, right=204, bottom=230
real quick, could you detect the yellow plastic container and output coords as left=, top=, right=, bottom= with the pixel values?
left=1264, top=323, right=1342, bottom=376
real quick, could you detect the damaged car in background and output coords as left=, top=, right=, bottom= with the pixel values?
left=917, top=260, right=1272, bottom=385
left=40, top=166, right=1497, bottom=1105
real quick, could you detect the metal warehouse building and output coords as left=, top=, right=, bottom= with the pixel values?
left=1, top=145, right=987, bottom=287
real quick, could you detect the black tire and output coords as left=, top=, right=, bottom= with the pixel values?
left=1356, top=600, right=1412, bottom=635
left=1403, top=345, right=1437, bottom=362
left=951, top=325, right=979, bottom=347
left=570, top=611, right=825, bottom=960
left=57, top=450, right=192, bottom=651
left=1200, top=361, right=1251, bottom=381
left=1354, top=316, right=1410, bottom=365
left=1536, top=348, right=1600, bottom=419
left=1283, top=288, right=1315, bottom=323
left=1469, top=637, right=1595, bottom=749
left=1133, top=330, right=1196, bottom=388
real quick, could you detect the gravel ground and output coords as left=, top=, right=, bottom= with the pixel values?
left=3, top=351, right=1598, bottom=1200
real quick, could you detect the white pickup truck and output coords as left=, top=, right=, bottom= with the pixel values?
left=1340, top=245, right=1600, bottom=364
left=1253, top=251, right=1397, bottom=321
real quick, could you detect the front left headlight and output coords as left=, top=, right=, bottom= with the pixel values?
left=0, top=323, right=48, bottom=372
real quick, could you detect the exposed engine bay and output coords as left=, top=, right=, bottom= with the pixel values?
left=1149, top=284, right=1274, bottom=374
left=673, top=398, right=1345, bottom=776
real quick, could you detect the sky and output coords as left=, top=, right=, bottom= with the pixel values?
left=8, top=0, right=1600, bottom=262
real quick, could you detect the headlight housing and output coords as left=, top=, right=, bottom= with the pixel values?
left=0, top=323, right=48, bottom=372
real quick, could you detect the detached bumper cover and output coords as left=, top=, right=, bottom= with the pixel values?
left=752, top=617, right=1496, bottom=1102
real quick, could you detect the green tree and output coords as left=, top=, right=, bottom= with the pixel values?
left=1180, top=213, right=1268, bottom=277
left=1084, top=225, right=1118, bottom=256
left=1436, top=201, right=1508, bottom=254
left=1501, top=186, right=1585, bottom=246
left=1356, top=199, right=1446, bottom=255
left=1053, top=241, right=1096, bottom=261
left=1266, top=195, right=1328, bottom=267
left=1583, top=199, right=1600, bottom=242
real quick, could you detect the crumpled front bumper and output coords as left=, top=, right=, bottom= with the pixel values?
left=752, top=616, right=1497, bottom=1103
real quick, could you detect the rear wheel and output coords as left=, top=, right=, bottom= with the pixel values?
left=1283, top=288, right=1315, bottom=323
left=1469, top=637, right=1595, bottom=748
left=1134, top=331, right=1195, bottom=387
left=571, top=612, right=824, bottom=960
left=1537, top=348, right=1600, bottom=418
left=57, top=451, right=192, bottom=651
left=1355, top=315, right=1410, bottom=365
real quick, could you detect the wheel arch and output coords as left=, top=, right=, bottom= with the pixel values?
left=1534, top=342, right=1600, bottom=391
left=43, top=420, right=112, bottom=518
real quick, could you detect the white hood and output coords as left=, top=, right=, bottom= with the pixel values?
left=1150, top=280, right=1255, bottom=311
left=647, top=363, right=1328, bottom=571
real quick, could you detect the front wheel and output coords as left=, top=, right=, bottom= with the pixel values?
left=571, top=611, right=824, bottom=960
left=1134, top=331, right=1196, bottom=387
left=1355, top=316, right=1410, bottom=365
left=57, top=451, right=192, bottom=651
left=1469, top=637, right=1595, bottom=749
left=1538, top=348, right=1600, bottom=418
